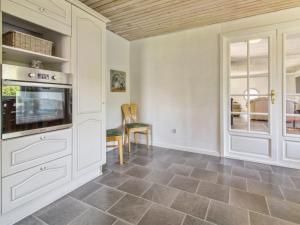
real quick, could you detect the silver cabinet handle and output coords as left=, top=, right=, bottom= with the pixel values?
left=40, top=136, right=46, bottom=140
left=39, top=7, right=45, bottom=12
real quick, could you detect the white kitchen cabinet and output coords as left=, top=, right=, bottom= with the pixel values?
left=2, top=129, right=72, bottom=177
left=71, top=6, right=106, bottom=177
left=1, top=0, right=71, bottom=35
left=2, top=156, right=71, bottom=213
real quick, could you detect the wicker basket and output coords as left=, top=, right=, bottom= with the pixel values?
left=3, top=31, right=53, bottom=56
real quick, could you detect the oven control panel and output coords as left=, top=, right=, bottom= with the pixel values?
left=27, top=72, right=61, bottom=82
left=38, top=73, right=50, bottom=80
left=2, top=64, right=72, bottom=85
left=28, top=73, right=57, bottom=81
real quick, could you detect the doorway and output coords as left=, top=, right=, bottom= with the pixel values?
left=221, top=26, right=300, bottom=168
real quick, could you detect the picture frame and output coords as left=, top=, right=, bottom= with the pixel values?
left=110, top=69, right=126, bottom=92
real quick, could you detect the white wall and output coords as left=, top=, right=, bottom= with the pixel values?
left=106, top=31, right=130, bottom=129
left=130, top=25, right=221, bottom=155
left=130, top=7, right=300, bottom=156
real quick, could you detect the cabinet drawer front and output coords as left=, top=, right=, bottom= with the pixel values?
left=2, top=156, right=71, bottom=213
left=2, top=129, right=72, bottom=176
left=2, top=0, right=71, bottom=35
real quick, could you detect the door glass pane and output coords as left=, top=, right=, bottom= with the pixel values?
left=231, top=114, right=248, bottom=131
left=230, top=78, right=247, bottom=95
left=250, top=115, right=269, bottom=132
left=286, top=96, right=300, bottom=115
left=229, top=38, right=270, bottom=134
left=286, top=115, right=300, bottom=135
left=286, top=33, right=300, bottom=75
left=249, top=38, right=269, bottom=75
left=286, top=75, right=300, bottom=94
left=230, top=42, right=247, bottom=76
left=231, top=96, right=247, bottom=113
left=250, top=96, right=269, bottom=113
left=249, top=77, right=269, bottom=95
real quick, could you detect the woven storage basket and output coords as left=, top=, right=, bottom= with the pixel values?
left=3, top=31, right=53, bottom=56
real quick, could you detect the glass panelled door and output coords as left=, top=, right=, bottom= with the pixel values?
left=224, top=27, right=300, bottom=167
left=222, top=31, right=276, bottom=162
left=279, top=29, right=300, bottom=166
left=230, top=38, right=271, bottom=134
left=285, top=33, right=300, bottom=135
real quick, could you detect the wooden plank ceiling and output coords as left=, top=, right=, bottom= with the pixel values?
left=79, top=0, right=300, bottom=40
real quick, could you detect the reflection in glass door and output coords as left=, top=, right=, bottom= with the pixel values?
left=229, top=38, right=270, bottom=133
left=285, top=33, right=300, bottom=136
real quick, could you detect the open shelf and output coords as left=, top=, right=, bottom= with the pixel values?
left=2, top=45, right=69, bottom=64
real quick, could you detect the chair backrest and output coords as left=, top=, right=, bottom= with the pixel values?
left=121, top=104, right=131, bottom=125
left=130, top=103, right=137, bottom=122
left=121, top=103, right=137, bottom=125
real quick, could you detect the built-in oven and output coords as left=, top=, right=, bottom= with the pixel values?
left=1, top=64, right=72, bottom=139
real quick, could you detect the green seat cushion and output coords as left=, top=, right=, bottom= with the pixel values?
left=125, top=123, right=149, bottom=129
left=106, top=128, right=123, bottom=137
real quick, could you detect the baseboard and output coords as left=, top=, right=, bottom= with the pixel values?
left=0, top=169, right=102, bottom=225
left=225, top=153, right=300, bottom=169
left=153, top=142, right=220, bottom=157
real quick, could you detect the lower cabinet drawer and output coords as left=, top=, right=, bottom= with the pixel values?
left=2, top=156, right=71, bottom=213
left=2, top=129, right=72, bottom=177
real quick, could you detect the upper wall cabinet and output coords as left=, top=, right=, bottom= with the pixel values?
left=72, top=5, right=106, bottom=178
left=1, top=0, right=71, bottom=35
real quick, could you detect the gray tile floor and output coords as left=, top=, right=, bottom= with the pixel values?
left=16, top=144, right=300, bottom=225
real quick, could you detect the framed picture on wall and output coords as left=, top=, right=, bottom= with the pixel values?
left=110, top=69, right=126, bottom=92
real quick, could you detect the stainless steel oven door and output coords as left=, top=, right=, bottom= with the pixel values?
left=2, top=80, right=72, bottom=139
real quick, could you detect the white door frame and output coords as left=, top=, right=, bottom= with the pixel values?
left=220, top=27, right=278, bottom=164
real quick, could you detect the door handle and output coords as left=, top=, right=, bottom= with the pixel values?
left=271, top=90, right=275, bottom=104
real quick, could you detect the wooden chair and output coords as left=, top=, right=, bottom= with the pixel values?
left=106, top=129, right=123, bottom=165
left=121, top=103, right=152, bottom=153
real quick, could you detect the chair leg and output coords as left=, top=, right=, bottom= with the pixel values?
left=150, top=126, right=153, bottom=148
left=128, top=131, right=131, bottom=153
left=122, top=132, right=126, bottom=145
left=146, top=129, right=149, bottom=149
left=134, top=132, right=138, bottom=144
left=118, top=137, right=123, bottom=165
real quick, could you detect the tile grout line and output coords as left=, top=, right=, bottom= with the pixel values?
left=289, top=176, right=297, bottom=189
left=134, top=202, right=153, bottom=225
left=180, top=214, right=187, bottom=225
left=32, top=215, right=49, bottom=225
left=66, top=206, right=90, bottom=225
left=166, top=174, right=176, bottom=186
left=168, top=190, right=180, bottom=208
left=277, top=185, right=285, bottom=200
left=69, top=184, right=103, bottom=202
left=204, top=199, right=211, bottom=221
left=247, top=208, right=300, bottom=225
left=68, top=195, right=130, bottom=225
left=34, top=196, right=88, bottom=225
left=105, top=193, right=128, bottom=213
left=187, top=165, right=194, bottom=177
left=139, top=181, right=155, bottom=197
left=107, top=170, right=210, bottom=224
left=195, top=177, right=201, bottom=194
left=264, top=196, right=271, bottom=216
